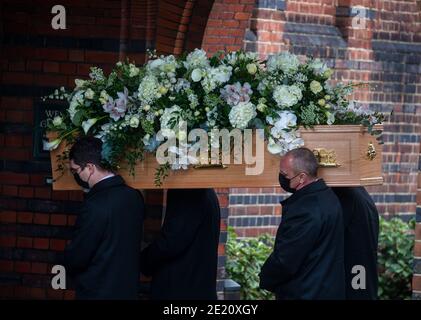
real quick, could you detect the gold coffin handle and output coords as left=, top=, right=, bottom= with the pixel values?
left=366, top=142, right=377, bottom=161
left=312, top=148, right=341, bottom=168
left=193, top=152, right=228, bottom=169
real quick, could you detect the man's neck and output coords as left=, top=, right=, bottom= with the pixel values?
left=90, top=172, right=115, bottom=188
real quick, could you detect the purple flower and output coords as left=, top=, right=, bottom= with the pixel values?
left=102, top=87, right=129, bottom=121
left=220, top=82, right=253, bottom=106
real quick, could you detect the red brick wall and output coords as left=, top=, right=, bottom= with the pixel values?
left=226, top=0, right=421, bottom=240
left=0, top=0, right=156, bottom=299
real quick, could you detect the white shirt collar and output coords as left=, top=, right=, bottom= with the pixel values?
left=98, top=174, right=115, bottom=183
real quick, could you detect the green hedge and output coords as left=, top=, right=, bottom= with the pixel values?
left=378, top=217, right=415, bottom=300
left=226, top=217, right=415, bottom=300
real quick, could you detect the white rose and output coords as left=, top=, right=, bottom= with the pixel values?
left=52, top=116, right=63, bottom=127
left=310, top=80, right=323, bottom=94
left=257, top=103, right=266, bottom=112
left=246, top=63, right=257, bottom=75
left=129, top=116, right=140, bottom=128
left=191, top=68, right=203, bottom=82
left=84, top=88, right=95, bottom=100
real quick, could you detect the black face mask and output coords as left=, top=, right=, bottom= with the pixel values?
left=73, top=172, right=90, bottom=190
left=279, top=172, right=299, bottom=194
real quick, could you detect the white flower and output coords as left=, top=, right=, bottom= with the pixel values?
left=159, top=86, right=168, bottom=95
left=74, top=79, right=86, bottom=89
left=326, top=112, right=335, bottom=125
left=214, top=65, right=232, bottom=83
left=191, top=68, right=204, bottom=82
left=267, top=52, right=300, bottom=74
left=267, top=110, right=297, bottom=140
left=99, top=90, right=109, bottom=105
left=183, top=49, right=209, bottom=70
left=228, top=101, right=257, bottom=129
left=267, top=129, right=304, bottom=155
left=129, top=63, right=140, bottom=77
left=246, top=63, right=257, bottom=75
left=168, top=143, right=199, bottom=170
left=68, top=91, right=84, bottom=121
left=310, top=80, right=323, bottom=94
left=225, top=52, right=238, bottom=66
left=257, top=103, right=266, bottom=112
left=273, top=85, right=302, bottom=108
left=308, top=59, right=329, bottom=76
left=187, top=91, right=199, bottom=109
left=201, top=65, right=232, bottom=93
left=43, top=138, right=61, bottom=151
left=52, top=116, right=63, bottom=127
left=274, top=111, right=297, bottom=129
left=82, top=118, right=98, bottom=134
left=323, top=69, right=334, bottom=78
left=147, top=55, right=178, bottom=75
left=142, top=133, right=151, bottom=146
left=148, top=58, right=164, bottom=70
left=137, top=75, right=160, bottom=104
left=84, top=88, right=95, bottom=100
left=129, top=116, right=140, bottom=128
left=174, top=78, right=191, bottom=92
left=267, top=137, right=283, bottom=154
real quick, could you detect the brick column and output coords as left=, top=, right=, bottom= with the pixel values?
left=413, top=126, right=421, bottom=299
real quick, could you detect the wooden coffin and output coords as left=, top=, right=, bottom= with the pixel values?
left=47, top=124, right=383, bottom=190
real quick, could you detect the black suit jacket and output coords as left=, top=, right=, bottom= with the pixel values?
left=332, top=187, right=379, bottom=300
left=140, top=188, right=221, bottom=300
left=63, top=175, right=144, bottom=299
left=259, top=179, right=345, bottom=300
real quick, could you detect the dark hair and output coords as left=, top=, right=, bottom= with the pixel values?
left=69, top=136, right=105, bottom=169
left=286, top=147, right=319, bottom=178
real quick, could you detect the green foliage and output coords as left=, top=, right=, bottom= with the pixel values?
left=225, top=227, right=275, bottom=300
left=378, top=217, right=415, bottom=300
left=227, top=217, right=416, bottom=300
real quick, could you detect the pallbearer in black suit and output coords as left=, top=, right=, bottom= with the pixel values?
left=63, top=136, right=144, bottom=300
left=140, top=188, right=221, bottom=300
left=332, top=187, right=379, bottom=300
left=259, top=147, right=345, bottom=300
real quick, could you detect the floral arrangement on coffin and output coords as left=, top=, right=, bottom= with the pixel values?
left=44, top=49, right=384, bottom=185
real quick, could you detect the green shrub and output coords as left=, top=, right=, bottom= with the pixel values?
left=378, top=217, right=415, bottom=300
left=226, top=217, right=416, bottom=300
left=225, top=227, right=275, bottom=300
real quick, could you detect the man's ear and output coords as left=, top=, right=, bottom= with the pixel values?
left=87, top=163, right=96, bottom=174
